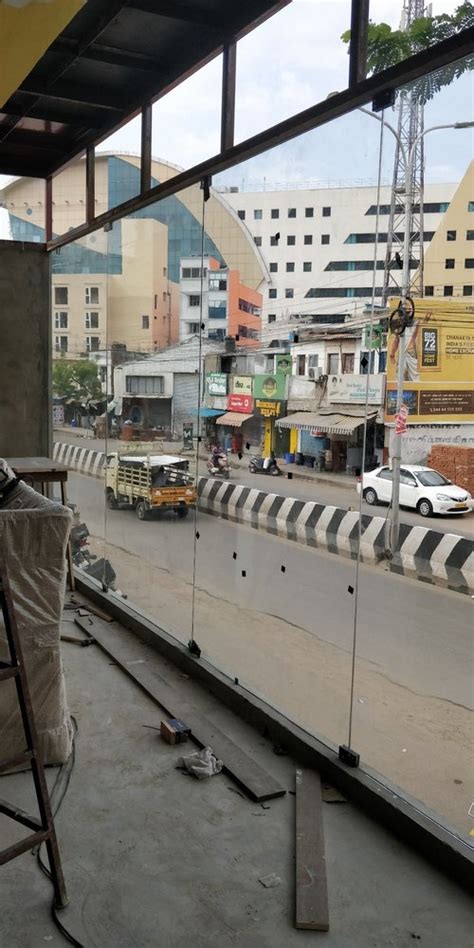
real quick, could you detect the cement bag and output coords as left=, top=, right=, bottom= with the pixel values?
left=0, top=488, right=73, bottom=765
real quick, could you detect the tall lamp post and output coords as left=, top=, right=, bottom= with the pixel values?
left=359, top=109, right=474, bottom=552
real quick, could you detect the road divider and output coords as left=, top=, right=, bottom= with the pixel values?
left=53, top=443, right=473, bottom=595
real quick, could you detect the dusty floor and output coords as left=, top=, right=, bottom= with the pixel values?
left=1, top=617, right=473, bottom=948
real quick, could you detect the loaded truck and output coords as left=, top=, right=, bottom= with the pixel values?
left=105, top=453, right=196, bottom=520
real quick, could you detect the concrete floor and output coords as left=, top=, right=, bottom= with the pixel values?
left=1, top=619, right=473, bottom=948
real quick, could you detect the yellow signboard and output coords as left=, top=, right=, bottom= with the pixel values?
left=385, top=298, right=474, bottom=424
left=0, top=0, right=84, bottom=109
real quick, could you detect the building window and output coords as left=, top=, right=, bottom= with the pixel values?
left=446, top=229, right=457, bottom=241
left=288, top=208, right=296, bottom=218
left=304, top=235, right=313, bottom=245
left=208, top=301, right=227, bottom=318
left=360, top=350, right=375, bottom=374
left=271, top=209, right=279, bottom=219
left=303, top=261, right=312, bottom=272
left=208, top=276, right=227, bottom=290
left=468, top=202, right=474, bottom=212
left=297, top=355, right=306, bottom=376
left=55, top=335, right=68, bottom=353
left=321, top=234, right=330, bottom=245
left=237, top=210, right=245, bottom=220
left=163, top=267, right=167, bottom=277
left=327, top=353, right=338, bottom=374
left=54, top=311, right=68, bottom=329
left=425, top=285, right=434, bottom=296
left=85, top=311, right=99, bottom=329
left=308, top=355, right=319, bottom=370
left=254, top=236, right=262, bottom=247
left=305, top=207, right=314, bottom=218
left=269, top=288, right=277, bottom=299
left=254, top=209, right=263, bottom=220
left=126, top=375, right=164, bottom=395
left=270, top=235, right=278, bottom=246
left=238, top=298, right=260, bottom=316
left=54, top=286, right=68, bottom=305
left=142, top=315, right=149, bottom=329
left=467, top=230, right=474, bottom=240
left=287, top=235, right=295, bottom=245
left=378, top=350, right=387, bottom=373
left=85, top=336, right=100, bottom=352
left=269, top=262, right=278, bottom=273
left=154, top=294, right=158, bottom=309
left=286, top=262, right=295, bottom=272
left=182, top=266, right=204, bottom=279
left=445, top=258, right=455, bottom=269
left=463, top=285, right=473, bottom=296
left=189, top=295, right=200, bottom=306
left=268, top=314, right=276, bottom=324
left=465, top=258, right=474, bottom=268
left=342, top=353, right=354, bottom=373
left=443, top=285, right=453, bottom=296
left=285, top=288, right=294, bottom=299
left=85, top=286, right=99, bottom=304
left=188, top=322, right=200, bottom=333
left=322, top=206, right=331, bottom=217
left=163, top=291, right=167, bottom=302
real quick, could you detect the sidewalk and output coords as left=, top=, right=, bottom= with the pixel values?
left=53, top=426, right=357, bottom=492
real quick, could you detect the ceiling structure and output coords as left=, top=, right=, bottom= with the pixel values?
left=0, top=0, right=289, bottom=178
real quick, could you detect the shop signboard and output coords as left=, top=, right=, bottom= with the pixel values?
left=275, top=354, right=292, bottom=375
left=206, top=372, right=227, bottom=396
left=253, top=374, right=286, bottom=401
left=228, top=393, right=253, bottom=413
left=254, top=399, right=287, bottom=418
left=327, top=374, right=385, bottom=405
left=385, top=298, right=474, bottom=423
left=232, top=375, right=253, bottom=396
left=182, top=423, right=194, bottom=450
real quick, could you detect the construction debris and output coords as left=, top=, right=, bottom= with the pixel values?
left=176, top=746, right=223, bottom=779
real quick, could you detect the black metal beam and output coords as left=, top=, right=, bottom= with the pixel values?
left=86, top=146, right=95, bottom=224
left=140, top=103, right=152, bottom=194
left=221, top=41, right=237, bottom=152
left=18, top=84, right=125, bottom=112
left=0, top=102, right=105, bottom=128
left=51, top=36, right=159, bottom=73
left=47, top=26, right=474, bottom=251
left=45, top=177, right=53, bottom=242
left=126, top=0, right=224, bottom=26
left=349, top=0, right=370, bottom=87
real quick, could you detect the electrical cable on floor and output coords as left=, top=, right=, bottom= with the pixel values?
left=34, top=716, right=86, bottom=948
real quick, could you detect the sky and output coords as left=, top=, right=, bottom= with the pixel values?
left=0, top=0, right=472, bottom=237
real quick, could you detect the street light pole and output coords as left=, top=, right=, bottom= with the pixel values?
left=359, top=110, right=474, bottom=552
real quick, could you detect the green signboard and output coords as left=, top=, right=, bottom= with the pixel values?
left=275, top=353, right=292, bottom=375
left=253, top=373, right=286, bottom=401
left=206, top=372, right=227, bottom=395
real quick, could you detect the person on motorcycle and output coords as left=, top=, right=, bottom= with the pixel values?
left=263, top=451, right=276, bottom=471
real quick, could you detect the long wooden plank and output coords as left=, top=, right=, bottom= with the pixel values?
left=295, top=768, right=329, bottom=931
left=75, top=616, right=285, bottom=803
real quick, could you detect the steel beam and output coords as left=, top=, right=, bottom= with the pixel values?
left=140, top=104, right=152, bottom=194
left=127, top=0, right=224, bottom=26
left=47, top=27, right=474, bottom=251
left=45, top=177, right=53, bottom=242
left=18, top=84, right=124, bottom=112
left=349, top=0, right=370, bottom=87
left=51, top=37, right=159, bottom=73
left=221, top=41, right=237, bottom=152
left=86, top=146, right=95, bottom=224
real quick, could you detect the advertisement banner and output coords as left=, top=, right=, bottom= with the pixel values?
left=327, top=374, right=385, bottom=405
left=253, top=374, right=286, bottom=401
left=275, top=354, right=292, bottom=375
left=206, top=372, right=227, bottom=396
left=385, top=299, right=474, bottom=424
left=232, top=375, right=253, bottom=396
left=227, top=394, right=253, bottom=413
left=254, top=399, right=287, bottom=418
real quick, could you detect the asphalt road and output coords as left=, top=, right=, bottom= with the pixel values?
left=69, top=471, right=473, bottom=834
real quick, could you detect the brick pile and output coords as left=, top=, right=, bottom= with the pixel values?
left=428, top=445, right=474, bottom=496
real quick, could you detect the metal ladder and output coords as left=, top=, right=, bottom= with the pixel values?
left=0, top=556, right=68, bottom=908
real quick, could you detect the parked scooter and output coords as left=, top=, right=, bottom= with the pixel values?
left=70, top=521, right=117, bottom=589
left=207, top=451, right=230, bottom=478
left=248, top=455, right=282, bottom=476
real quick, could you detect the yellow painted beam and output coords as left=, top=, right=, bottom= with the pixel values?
left=0, top=0, right=85, bottom=108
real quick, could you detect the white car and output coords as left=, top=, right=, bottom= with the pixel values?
left=357, top=464, right=472, bottom=517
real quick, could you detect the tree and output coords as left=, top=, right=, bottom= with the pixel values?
left=342, top=3, right=474, bottom=103
left=53, top=359, right=103, bottom=408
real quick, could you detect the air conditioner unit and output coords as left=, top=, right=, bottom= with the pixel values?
left=308, top=367, right=323, bottom=379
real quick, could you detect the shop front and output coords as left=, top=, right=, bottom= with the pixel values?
left=276, top=407, right=381, bottom=473
left=215, top=393, right=260, bottom=453
left=253, top=373, right=289, bottom=457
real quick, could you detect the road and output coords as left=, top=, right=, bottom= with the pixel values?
left=69, top=472, right=473, bottom=837
left=55, top=430, right=474, bottom=539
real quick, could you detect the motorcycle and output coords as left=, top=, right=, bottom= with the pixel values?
left=70, top=522, right=117, bottom=589
left=207, top=452, right=230, bottom=478
left=248, top=455, right=282, bottom=476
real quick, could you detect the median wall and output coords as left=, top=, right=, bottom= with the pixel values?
left=53, top=442, right=473, bottom=594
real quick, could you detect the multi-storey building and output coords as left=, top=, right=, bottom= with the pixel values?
left=179, top=255, right=262, bottom=346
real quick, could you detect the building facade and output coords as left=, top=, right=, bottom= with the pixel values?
left=179, top=255, right=262, bottom=345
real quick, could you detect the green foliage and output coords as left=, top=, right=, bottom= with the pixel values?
left=53, top=359, right=103, bottom=406
left=341, top=3, right=474, bottom=102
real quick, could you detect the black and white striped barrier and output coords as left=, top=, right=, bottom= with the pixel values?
left=53, top=443, right=473, bottom=594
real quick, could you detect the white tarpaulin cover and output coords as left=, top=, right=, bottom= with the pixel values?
left=0, top=479, right=73, bottom=765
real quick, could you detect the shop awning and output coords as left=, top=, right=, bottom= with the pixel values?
left=216, top=412, right=254, bottom=427
left=276, top=410, right=378, bottom=435
left=190, top=407, right=226, bottom=418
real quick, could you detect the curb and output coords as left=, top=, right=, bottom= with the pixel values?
left=53, top=442, right=473, bottom=595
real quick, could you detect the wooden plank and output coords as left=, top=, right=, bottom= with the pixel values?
left=75, top=615, right=286, bottom=803
left=295, top=768, right=329, bottom=931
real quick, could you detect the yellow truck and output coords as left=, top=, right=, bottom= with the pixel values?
left=105, top=453, right=196, bottom=520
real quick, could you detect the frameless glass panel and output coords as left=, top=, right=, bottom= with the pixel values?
left=0, top=173, right=46, bottom=243
left=97, top=115, right=142, bottom=213
left=151, top=56, right=222, bottom=171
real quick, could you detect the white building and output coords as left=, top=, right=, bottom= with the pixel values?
left=221, top=181, right=457, bottom=340
left=179, top=256, right=227, bottom=342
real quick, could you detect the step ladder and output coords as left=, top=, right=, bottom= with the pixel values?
left=0, top=555, right=68, bottom=908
